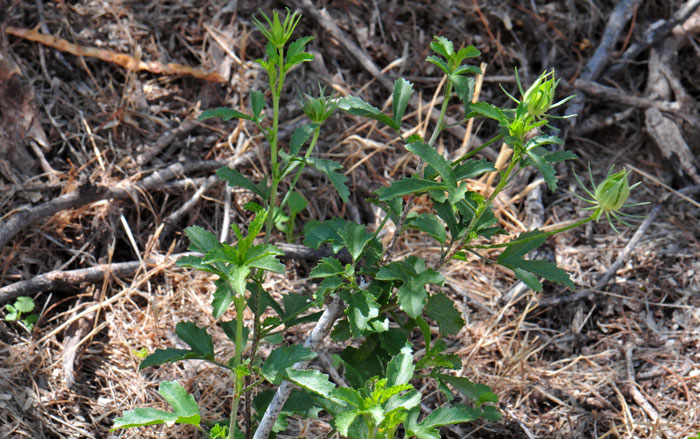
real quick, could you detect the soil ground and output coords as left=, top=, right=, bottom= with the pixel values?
left=1, top=0, right=699, bottom=438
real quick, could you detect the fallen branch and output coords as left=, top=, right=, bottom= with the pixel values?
left=5, top=26, right=225, bottom=82
left=0, top=152, right=256, bottom=249
left=253, top=295, right=345, bottom=439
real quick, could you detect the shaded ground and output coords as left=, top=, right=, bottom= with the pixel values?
left=1, top=0, right=700, bottom=438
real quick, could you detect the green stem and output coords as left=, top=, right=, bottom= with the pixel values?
left=427, top=80, right=453, bottom=147
left=228, top=295, right=247, bottom=439
left=278, top=126, right=321, bottom=211
left=469, top=215, right=594, bottom=250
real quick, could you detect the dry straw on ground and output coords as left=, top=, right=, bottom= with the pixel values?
left=1, top=0, right=699, bottom=438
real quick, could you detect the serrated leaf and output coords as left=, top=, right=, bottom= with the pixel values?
left=451, top=74, right=475, bottom=109
left=525, top=148, right=558, bottom=191
left=465, top=102, right=508, bottom=124
left=286, top=52, right=314, bottom=70
left=425, top=293, right=464, bottom=335
left=416, top=404, right=481, bottom=431
left=228, top=265, right=251, bottom=296
left=216, top=167, right=266, bottom=197
left=262, top=345, right=317, bottom=385
left=406, top=213, right=447, bottom=244
left=339, top=289, right=380, bottom=337
left=199, top=107, right=252, bottom=121
left=14, top=296, right=34, bottom=313
left=286, top=369, right=336, bottom=398
left=338, top=96, right=398, bottom=131
left=455, top=45, right=481, bottom=62
left=315, top=276, right=344, bottom=305
left=392, top=78, right=413, bottom=128
left=334, top=410, right=360, bottom=436
left=430, top=36, right=454, bottom=58
left=497, top=230, right=574, bottom=291
left=375, top=177, right=448, bottom=201
left=303, top=218, right=344, bottom=250
left=287, top=191, right=308, bottom=215
left=544, top=150, right=577, bottom=163
left=176, top=321, right=215, bottom=358
left=306, top=157, right=350, bottom=203
left=280, top=293, right=313, bottom=324
left=111, top=381, right=200, bottom=430
left=309, top=257, right=345, bottom=278
left=332, top=387, right=364, bottom=409
left=453, top=158, right=496, bottom=181
left=211, top=278, right=233, bottom=319
left=386, top=346, right=414, bottom=387
left=183, top=226, right=219, bottom=253
left=405, top=142, right=456, bottom=187
left=426, top=55, right=450, bottom=76
left=337, top=221, right=373, bottom=262
left=289, top=123, right=314, bottom=157
left=376, top=256, right=444, bottom=319
left=436, top=374, right=498, bottom=406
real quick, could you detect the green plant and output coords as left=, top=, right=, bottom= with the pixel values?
left=113, top=9, right=643, bottom=439
left=4, top=296, right=38, bottom=331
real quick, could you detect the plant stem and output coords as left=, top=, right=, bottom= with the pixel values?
left=278, top=126, right=321, bottom=211
left=469, top=215, right=594, bottom=250
left=427, top=80, right=453, bottom=147
left=228, top=294, right=247, bottom=439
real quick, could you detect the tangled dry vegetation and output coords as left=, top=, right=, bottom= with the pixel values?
left=1, top=0, right=700, bottom=438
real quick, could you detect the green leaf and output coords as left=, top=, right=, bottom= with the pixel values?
left=286, top=369, right=336, bottom=398
left=465, top=102, right=508, bottom=124
left=337, top=221, right=373, bottom=262
left=287, top=191, right=308, bottom=215
left=405, top=142, right=456, bottom=187
left=306, top=157, right=350, bottom=203
left=285, top=36, right=314, bottom=70
left=339, top=289, right=380, bottom=337
left=375, top=177, right=448, bottom=201
left=14, top=296, right=34, bottom=313
left=199, top=107, right=252, bottom=121
left=334, top=410, right=360, bottom=436
left=406, top=213, right=447, bottom=244
left=426, top=55, right=450, bottom=76
left=262, top=345, right=317, bottom=385
left=211, top=278, right=233, bottom=319
left=432, top=201, right=461, bottom=240
left=453, top=158, right=496, bottom=181
left=140, top=322, right=214, bottom=369
left=315, top=276, right=344, bottom=305
left=183, top=225, right=220, bottom=254
left=430, top=36, right=454, bottom=58
left=309, top=257, right=345, bottom=278
left=338, top=96, right=399, bottom=131
left=332, top=387, right=364, bottom=409
left=376, top=256, right=444, bottom=319
left=436, top=374, right=498, bottom=406
left=280, top=293, right=314, bottom=325
left=407, top=404, right=481, bottom=438
left=111, top=381, right=200, bottom=430
left=227, top=264, right=251, bottom=296
left=544, top=150, right=577, bottom=163
left=4, top=305, right=18, bottom=321
left=454, top=45, right=481, bottom=63
left=425, top=293, right=464, bottom=335
left=386, top=346, right=414, bottom=387
left=303, top=218, right=344, bottom=250
left=497, top=230, right=574, bottom=291
left=451, top=74, right=475, bottom=110
left=289, top=123, right=314, bottom=157
left=251, top=90, right=265, bottom=121
left=525, top=148, right=558, bottom=191
left=392, top=78, right=414, bottom=128
left=216, top=167, right=266, bottom=198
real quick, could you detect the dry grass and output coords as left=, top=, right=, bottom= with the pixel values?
left=1, top=0, right=699, bottom=438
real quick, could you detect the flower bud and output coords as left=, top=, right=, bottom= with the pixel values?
left=523, top=71, right=557, bottom=118
left=299, top=85, right=339, bottom=124
left=593, top=169, right=631, bottom=219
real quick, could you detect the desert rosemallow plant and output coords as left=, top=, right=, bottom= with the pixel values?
left=113, top=8, right=644, bottom=439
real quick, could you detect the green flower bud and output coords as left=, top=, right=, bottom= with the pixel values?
left=523, top=70, right=557, bottom=118
left=593, top=169, right=631, bottom=220
left=299, top=85, right=339, bottom=124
